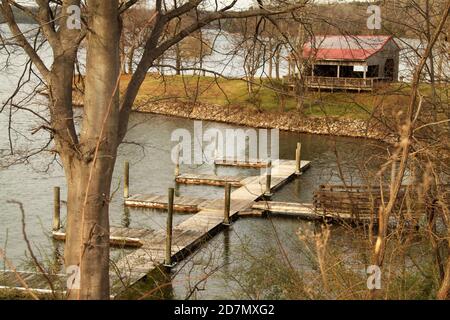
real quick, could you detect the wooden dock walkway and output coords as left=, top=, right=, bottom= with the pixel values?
left=175, top=173, right=245, bottom=187
left=251, top=201, right=373, bottom=222
left=112, top=159, right=311, bottom=297
left=125, top=194, right=224, bottom=213
left=52, top=226, right=154, bottom=248
left=252, top=201, right=315, bottom=217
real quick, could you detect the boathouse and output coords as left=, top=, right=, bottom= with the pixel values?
left=287, top=35, right=400, bottom=92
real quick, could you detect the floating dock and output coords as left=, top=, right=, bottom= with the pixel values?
left=125, top=194, right=213, bottom=213
left=1, top=158, right=311, bottom=298
left=214, top=158, right=269, bottom=168
left=175, top=173, right=245, bottom=187
left=251, top=201, right=373, bottom=222
left=252, top=201, right=315, bottom=217
left=52, top=226, right=154, bottom=248
left=112, top=159, right=311, bottom=297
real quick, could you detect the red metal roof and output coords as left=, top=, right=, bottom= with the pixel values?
left=303, top=35, right=397, bottom=61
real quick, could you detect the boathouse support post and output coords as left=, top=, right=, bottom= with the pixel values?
left=165, top=188, right=175, bottom=267
left=264, top=160, right=273, bottom=198
left=124, top=161, right=130, bottom=199
left=295, top=142, right=302, bottom=175
left=224, top=183, right=231, bottom=225
left=53, top=186, right=61, bottom=231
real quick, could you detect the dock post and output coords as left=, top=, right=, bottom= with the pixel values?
left=124, top=161, right=130, bottom=199
left=165, top=188, right=175, bottom=267
left=224, top=183, right=231, bottom=225
left=295, top=142, right=302, bottom=175
left=174, top=145, right=180, bottom=177
left=264, top=160, right=273, bottom=198
left=53, top=186, right=61, bottom=231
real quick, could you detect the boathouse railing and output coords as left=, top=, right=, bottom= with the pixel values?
left=284, top=76, right=390, bottom=91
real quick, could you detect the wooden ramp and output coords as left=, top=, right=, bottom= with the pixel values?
left=53, top=227, right=154, bottom=248
left=175, top=173, right=245, bottom=187
left=111, top=159, right=311, bottom=297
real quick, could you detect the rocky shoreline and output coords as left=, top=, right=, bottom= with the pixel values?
left=136, top=101, right=395, bottom=143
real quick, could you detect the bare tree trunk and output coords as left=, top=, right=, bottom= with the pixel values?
left=425, top=0, right=438, bottom=121
left=128, top=45, right=136, bottom=74
left=64, top=0, right=120, bottom=300
left=175, top=44, right=181, bottom=75
left=278, top=92, right=286, bottom=112
left=120, top=42, right=127, bottom=74
left=275, top=47, right=281, bottom=80
left=295, top=82, right=304, bottom=113
left=268, top=40, right=273, bottom=79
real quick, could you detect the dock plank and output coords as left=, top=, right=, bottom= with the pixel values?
left=53, top=227, right=154, bottom=248
left=214, top=158, right=269, bottom=168
left=125, top=193, right=211, bottom=213
left=252, top=201, right=374, bottom=221
left=175, top=173, right=245, bottom=187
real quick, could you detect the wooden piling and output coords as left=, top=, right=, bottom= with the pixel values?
left=53, top=187, right=61, bottom=231
left=295, top=142, right=302, bottom=175
left=224, top=183, right=231, bottom=225
left=124, top=161, right=130, bottom=199
left=265, top=160, right=273, bottom=197
left=165, top=188, right=175, bottom=267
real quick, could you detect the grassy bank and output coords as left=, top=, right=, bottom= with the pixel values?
left=118, top=74, right=437, bottom=121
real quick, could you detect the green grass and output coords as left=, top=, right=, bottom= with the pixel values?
left=120, top=74, right=447, bottom=120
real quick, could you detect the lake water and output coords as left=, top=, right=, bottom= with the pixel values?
left=0, top=108, right=387, bottom=299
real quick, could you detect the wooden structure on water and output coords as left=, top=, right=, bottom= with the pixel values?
left=111, top=159, right=311, bottom=297
left=214, top=158, right=269, bottom=168
left=313, top=184, right=407, bottom=223
left=125, top=194, right=210, bottom=213
left=249, top=183, right=418, bottom=223
left=251, top=201, right=315, bottom=218
left=53, top=227, right=154, bottom=248
left=175, top=173, right=245, bottom=187
left=125, top=193, right=242, bottom=214
left=251, top=199, right=375, bottom=223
